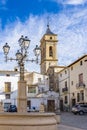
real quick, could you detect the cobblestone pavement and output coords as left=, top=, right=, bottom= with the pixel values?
left=58, top=124, right=83, bottom=130
left=57, top=112, right=87, bottom=130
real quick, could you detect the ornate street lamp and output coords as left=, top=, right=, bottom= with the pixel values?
left=3, top=36, right=40, bottom=80
left=3, top=43, right=10, bottom=62
left=1, top=35, right=58, bottom=130
left=33, top=45, right=41, bottom=63
left=3, top=35, right=40, bottom=112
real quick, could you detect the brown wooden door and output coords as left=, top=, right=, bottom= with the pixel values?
left=27, top=100, right=31, bottom=108
left=72, top=99, right=76, bottom=107
left=47, top=100, right=55, bottom=112
left=60, top=99, right=63, bottom=111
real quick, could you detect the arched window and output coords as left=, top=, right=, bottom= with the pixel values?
left=49, top=46, right=53, bottom=57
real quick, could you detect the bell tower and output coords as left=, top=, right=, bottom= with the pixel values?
left=40, top=24, right=58, bottom=75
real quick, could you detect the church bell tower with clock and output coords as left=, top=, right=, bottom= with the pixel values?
left=40, top=24, right=58, bottom=75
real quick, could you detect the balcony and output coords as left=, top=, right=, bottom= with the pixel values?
left=62, top=87, right=68, bottom=93
left=76, top=82, right=86, bottom=89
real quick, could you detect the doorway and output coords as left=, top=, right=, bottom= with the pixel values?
left=27, top=100, right=31, bottom=109
left=47, top=100, right=55, bottom=112
left=60, top=99, right=63, bottom=111
left=72, top=98, right=76, bottom=107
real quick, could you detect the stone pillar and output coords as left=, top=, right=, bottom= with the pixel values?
left=17, top=80, right=27, bottom=113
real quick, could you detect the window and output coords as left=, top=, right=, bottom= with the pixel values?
left=77, top=93, right=80, bottom=102
left=49, top=46, right=53, bottom=57
left=80, top=61, right=83, bottom=66
left=79, top=73, right=83, bottom=84
left=50, top=37, right=52, bottom=39
left=5, top=82, right=11, bottom=92
left=65, top=96, right=68, bottom=104
left=28, top=87, right=36, bottom=93
left=5, top=94, right=10, bottom=99
left=80, top=90, right=84, bottom=101
left=65, top=81, right=67, bottom=87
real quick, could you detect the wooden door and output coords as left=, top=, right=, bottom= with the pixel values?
left=47, top=100, right=55, bottom=112
left=60, top=99, right=63, bottom=111
left=72, top=99, right=76, bottom=107
left=27, top=100, right=31, bottom=108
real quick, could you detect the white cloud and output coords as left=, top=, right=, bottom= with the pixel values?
left=0, top=8, right=87, bottom=72
left=64, top=0, right=86, bottom=5
left=56, top=8, right=87, bottom=65
left=54, top=0, right=87, bottom=5
left=0, top=15, right=46, bottom=72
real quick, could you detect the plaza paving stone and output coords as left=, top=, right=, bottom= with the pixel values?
left=57, top=112, right=87, bottom=130
left=58, top=124, right=83, bottom=130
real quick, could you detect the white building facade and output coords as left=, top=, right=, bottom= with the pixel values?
left=58, top=55, right=87, bottom=111
left=0, top=70, right=19, bottom=109
left=25, top=72, right=50, bottom=111
left=0, top=69, right=59, bottom=112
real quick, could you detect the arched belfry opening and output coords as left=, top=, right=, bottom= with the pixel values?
left=49, top=46, right=53, bottom=57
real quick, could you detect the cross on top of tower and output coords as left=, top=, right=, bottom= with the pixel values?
left=45, top=17, right=55, bottom=35
left=47, top=16, right=50, bottom=28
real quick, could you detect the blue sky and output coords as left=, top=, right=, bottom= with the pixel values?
left=0, top=0, right=87, bottom=72
left=0, top=0, right=62, bottom=28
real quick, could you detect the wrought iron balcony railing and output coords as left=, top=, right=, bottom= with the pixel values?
left=62, top=87, right=68, bottom=93
left=76, top=82, right=86, bottom=88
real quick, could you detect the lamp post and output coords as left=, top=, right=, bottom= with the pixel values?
left=3, top=35, right=40, bottom=112
left=2, top=35, right=58, bottom=130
